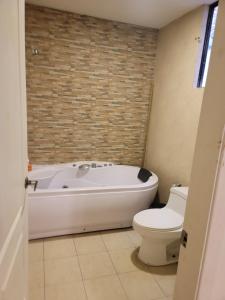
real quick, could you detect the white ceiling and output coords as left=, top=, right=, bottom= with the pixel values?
left=26, top=0, right=214, bottom=28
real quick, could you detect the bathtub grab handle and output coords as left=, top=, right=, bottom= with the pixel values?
left=25, top=177, right=38, bottom=191
left=78, top=164, right=91, bottom=171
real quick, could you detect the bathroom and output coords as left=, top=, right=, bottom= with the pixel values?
left=1, top=0, right=225, bottom=300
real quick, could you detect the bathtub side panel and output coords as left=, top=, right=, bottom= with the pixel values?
left=28, top=188, right=157, bottom=239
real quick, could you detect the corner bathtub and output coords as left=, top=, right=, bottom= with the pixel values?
left=28, top=162, right=158, bottom=239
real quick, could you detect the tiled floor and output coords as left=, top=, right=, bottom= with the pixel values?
left=29, top=228, right=177, bottom=300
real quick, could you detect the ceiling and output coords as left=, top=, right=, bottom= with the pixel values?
left=26, top=0, right=215, bottom=29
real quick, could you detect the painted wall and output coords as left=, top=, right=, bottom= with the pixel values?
left=26, top=4, right=158, bottom=165
left=144, top=7, right=206, bottom=201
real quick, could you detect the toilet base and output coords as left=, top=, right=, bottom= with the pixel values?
left=138, top=236, right=180, bottom=266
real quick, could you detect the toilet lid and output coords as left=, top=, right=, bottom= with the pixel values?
left=133, top=208, right=183, bottom=231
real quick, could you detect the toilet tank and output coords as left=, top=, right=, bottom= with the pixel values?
left=166, top=186, right=188, bottom=216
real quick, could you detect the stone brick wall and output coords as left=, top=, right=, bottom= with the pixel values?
left=26, top=4, right=158, bottom=165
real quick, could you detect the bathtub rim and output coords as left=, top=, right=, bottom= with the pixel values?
left=28, top=180, right=158, bottom=197
left=28, top=162, right=158, bottom=197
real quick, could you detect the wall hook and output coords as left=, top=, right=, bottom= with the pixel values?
left=195, top=36, right=201, bottom=43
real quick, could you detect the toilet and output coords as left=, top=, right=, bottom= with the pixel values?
left=133, top=186, right=188, bottom=266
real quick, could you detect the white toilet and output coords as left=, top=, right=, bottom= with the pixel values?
left=133, top=186, right=188, bottom=266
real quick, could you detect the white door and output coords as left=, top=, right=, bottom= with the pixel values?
left=0, top=1, right=28, bottom=300
left=174, top=0, right=225, bottom=299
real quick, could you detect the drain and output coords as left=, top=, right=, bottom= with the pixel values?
left=62, top=185, right=69, bottom=188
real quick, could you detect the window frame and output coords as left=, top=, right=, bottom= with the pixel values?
left=197, top=1, right=219, bottom=88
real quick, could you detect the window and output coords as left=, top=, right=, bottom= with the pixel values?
left=197, top=2, right=218, bottom=88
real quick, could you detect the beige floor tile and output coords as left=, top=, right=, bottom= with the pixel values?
left=29, top=240, right=43, bottom=262
left=28, top=229, right=176, bottom=300
left=84, top=275, right=127, bottom=300
left=156, top=276, right=176, bottom=297
left=150, top=263, right=177, bottom=296
left=29, top=261, right=44, bottom=289
left=150, top=263, right=177, bottom=281
left=44, top=236, right=76, bottom=260
left=78, top=252, right=115, bottom=279
left=102, top=230, right=135, bottom=250
left=119, top=271, right=164, bottom=300
left=74, top=233, right=106, bottom=255
left=109, top=248, right=139, bottom=273
left=29, top=287, right=44, bottom=300
left=126, top=230, right=142, bottom=247
left=45, top=282, right=87, bottom=300
left=45, top=257, right=82, bottom=286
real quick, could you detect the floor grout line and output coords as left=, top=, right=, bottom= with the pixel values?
left=29, top=231, right=176, bottom=300
left=73, top=235, right=89, bottom=300
left=101, top=231, right=130, bottom=300
left=152, top=273, right=171, bottom=298
left=42, top=239, right=46, bottom=300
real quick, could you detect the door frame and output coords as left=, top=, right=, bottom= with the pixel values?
left=196, top=126, right=225, bottom=299
left=174, top=0, right=225, bottom=299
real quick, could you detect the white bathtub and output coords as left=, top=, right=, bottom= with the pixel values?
left=28, top=161, right=158, bottom=239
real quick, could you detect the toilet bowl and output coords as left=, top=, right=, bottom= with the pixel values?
left=133, top=186, right=188, bottom=266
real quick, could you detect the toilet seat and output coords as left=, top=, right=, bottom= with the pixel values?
left=133, top=208, right=183, bottom=231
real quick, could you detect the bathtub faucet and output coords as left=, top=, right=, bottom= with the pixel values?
left=78, top=164, right=90, bottom=171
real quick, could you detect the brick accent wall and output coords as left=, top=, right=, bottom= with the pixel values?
left=26, top=4, right=158, bottom=165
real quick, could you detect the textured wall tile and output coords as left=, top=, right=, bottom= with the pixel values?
left=26, top=4, right=158, bottom=166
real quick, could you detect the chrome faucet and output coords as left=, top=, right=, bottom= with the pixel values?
left=78, top=164, right=90, bottom=171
